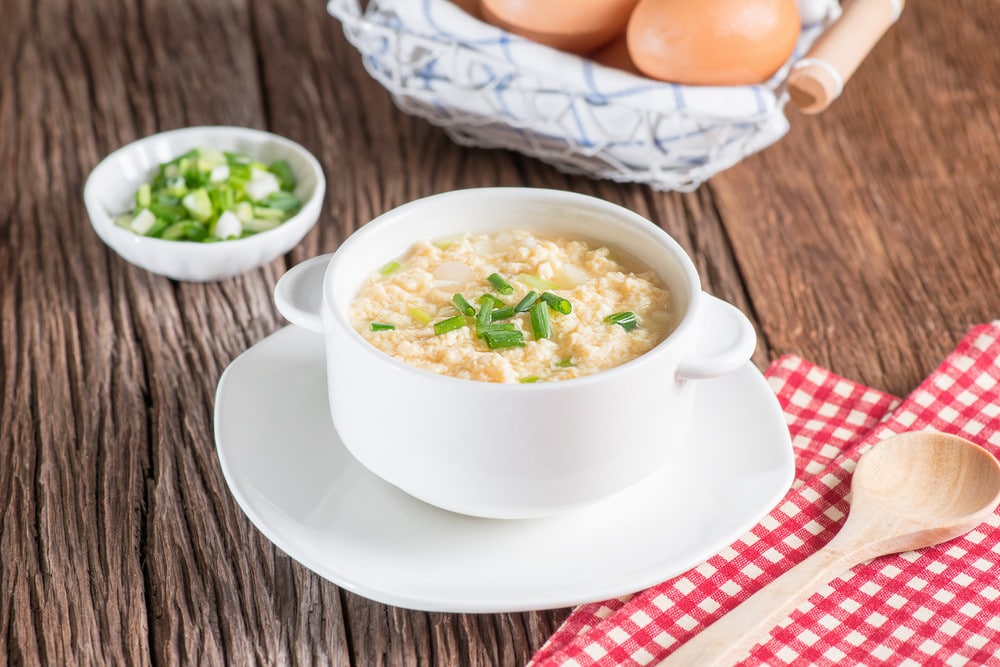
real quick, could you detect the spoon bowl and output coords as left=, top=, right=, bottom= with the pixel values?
left=662, top=430, right=1000, bottom=666
left=845, top=431, right=1000, bottom=554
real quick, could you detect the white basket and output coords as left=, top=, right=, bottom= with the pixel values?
left=328, top=0, right=839, bottom=191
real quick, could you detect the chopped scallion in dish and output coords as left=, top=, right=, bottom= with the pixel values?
left=453, top=293, right=476, bottom=316
left=487, top=272, right=515, bottom=295
left=513, top=291, right=539, bottom=313
left=529, top=301, right=551, bottom=340
left=115, top=147, right=301, bottom=242
left=540, top=292, right=572, bottom=315
left=604, top=311, right=638, bottom=331
left=433, top=315, right=467, bottom=336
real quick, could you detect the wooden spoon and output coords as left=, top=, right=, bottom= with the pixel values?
left=661, top=431, right=1000, bottom=666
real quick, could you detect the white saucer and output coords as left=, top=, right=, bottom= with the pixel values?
left=215, top=326, right=794, bottom=613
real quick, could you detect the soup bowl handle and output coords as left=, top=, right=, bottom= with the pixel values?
left=676, top=292, right=757, bottom=380
left=274, top=253, right=334, bottom=333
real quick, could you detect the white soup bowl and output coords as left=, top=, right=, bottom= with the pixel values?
left=274, top=188, right=755, bottom=518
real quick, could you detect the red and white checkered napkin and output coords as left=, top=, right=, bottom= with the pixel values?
left=531, top=323, right=1000, bottom=666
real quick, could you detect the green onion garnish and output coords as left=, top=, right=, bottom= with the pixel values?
left=517, top=274, right=560, bottom=291
left=556, top=358, right=575, bottom=368
left=482, top=330, right=525, bottom=349
left=476, top=295, right=495, bottom=328
left=453, top=293, right=476, bottom=316
left=513, top=291, right=539, bottom=313
left=476, top=323, right=517, bottom=338
left=409, top=307, right=433, bottom=325
left=519, top=376, right=539, bottom=384
left=487, top=273, right=514, bottom=295
left=605, top=311, right=638, bottom=332
left=433, top=234, right=462, bottom=250
left=381, top=260, right=401, bottom=275
left=540, top=292, right=572, bottom=315
left=529, top=301, right=551, bottom=340
left=433, top=315, right=466, bottom=336
left=370, top=322, right=396, bottom=331
left=490, top=307, right=515, bottom=321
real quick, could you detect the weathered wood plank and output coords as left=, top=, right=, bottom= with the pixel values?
left=712, top=0, right=1000, bottom=396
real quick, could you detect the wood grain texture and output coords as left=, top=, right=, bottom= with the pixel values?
left=1, top=0, right=998, bottom=664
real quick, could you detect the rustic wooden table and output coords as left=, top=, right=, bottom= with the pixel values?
left=3, top=0, right=998, bottom=664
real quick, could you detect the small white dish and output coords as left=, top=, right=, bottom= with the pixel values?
left=83, top=126, right=325, bottom=282
left=214, top=325, right=794, bottom=613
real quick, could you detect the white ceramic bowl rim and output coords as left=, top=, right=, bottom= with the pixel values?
left=321, top=187, right=705, bottom=390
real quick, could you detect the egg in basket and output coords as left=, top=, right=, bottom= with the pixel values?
left=327, top=0, right=903, bottom=191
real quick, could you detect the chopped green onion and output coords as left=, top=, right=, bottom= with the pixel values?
left=482, top=330, right=525, bottom=349
left=253, top=206, right=288, bottom=221
left=453, top=293, right=476, bottom=316
left=476, top=323, right=517, bottom=338
left=225, top=151, right=252, bottom=165
left=605, top=311, right=638, bottom=332
left=269, top=159, right=297, bottom=191
left=181, top=189, right=212, bottom=221
left=235, top=201, right=254, bottom=223
left=380, top=260, right=401, bottom=275
left=433, top=315, right=467, bottom=336
left=490, top=307, right=515, bottom=321
left=519, top=376, right=539, bottom=384
left=136, top=183, right=152, bottom=208
left=476, top=294, right=495, bottom=328
left=196, top=148, right=226, bottom=171
left=540, top=292, right=572, bottom=315
left=242, top=218, right=283, bottom=234
left=161, top=221, right=207, bottom=242
left=228, top=162, right=252, bottom=183
left=153, top=192, right=182, bottom=207
left=208, top=185, right=235, bottom=214
left=480, top=294, right=506, bottom=309
left=433, top=234, right=462, bottom=250
left=517, top=274, right=560, bottom=291
left=487, top=273, right=514, bottom=295
left=146, top=219, right=170, bottom=238
left=513, top=291, right=539, bottom=313
left=370, top=322, right=396, bottom=331
left=409, top=307, right=433, bottom=325
left=149, top=202, right=185, bottom=224
left=118, top=147, right=302, bottom=243
left=529, top=301, right=551, bottom=340
left=259, top=190, right=301, bottom=213
left=164, top=176, right=188, bottom=197
left=556, top=358, right=575, bottom=368
left=183, top=167, right=207, bottom=189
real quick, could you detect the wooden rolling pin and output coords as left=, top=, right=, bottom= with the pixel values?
left=788, top=0, right=905, bottom=114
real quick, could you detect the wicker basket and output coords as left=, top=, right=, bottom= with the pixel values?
left=327, top=0, right=842, bottom=191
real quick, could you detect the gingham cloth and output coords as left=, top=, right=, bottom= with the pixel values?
left=531, top=323, right=1000, bottom=666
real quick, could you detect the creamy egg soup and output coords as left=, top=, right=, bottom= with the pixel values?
left=349, top=230, right=674, bottom=383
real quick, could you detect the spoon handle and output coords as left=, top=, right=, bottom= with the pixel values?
left=659, top=546, right=855, bottom=666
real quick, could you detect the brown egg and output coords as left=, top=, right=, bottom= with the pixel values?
left=627, top=0, right=801, bottom=86
left=589, top=32, right=642, bottom=76
left=450, top=0, right=481, bottom=19
left=480, top=0, right=640, bottom=54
